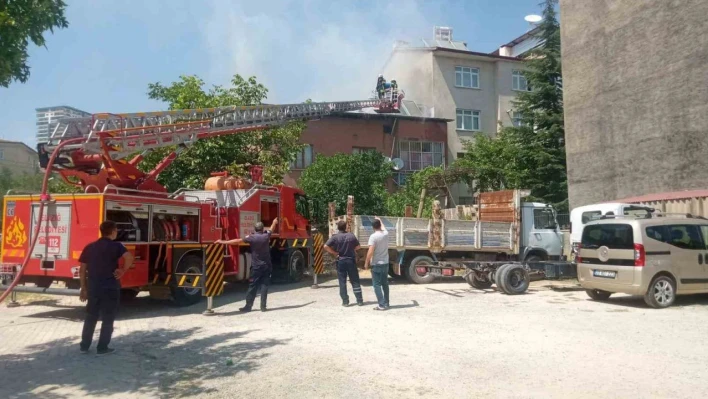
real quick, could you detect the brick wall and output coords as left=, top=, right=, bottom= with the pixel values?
left=286, top=116, right=449, bottom=188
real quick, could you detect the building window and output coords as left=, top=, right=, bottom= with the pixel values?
left=512, top=70, right=530, bottom=91
left=456, top=109, right=480, bottom=131
left=352, top=147, right=377, bottom=154
left=291, top=145, right=314, bottom=169
left=511, top=111, right=525, bottom=127
left=455, top=66, right=479, bottom=89
left=398, top=141, right=444, bottom=171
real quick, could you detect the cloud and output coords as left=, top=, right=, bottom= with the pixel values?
left=200, top=0, right=439, bottom=103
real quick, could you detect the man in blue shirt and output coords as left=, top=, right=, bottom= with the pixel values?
left=324, top=220, right=364, bottom=306
left=217, top=218, right=278, bottom=312
left=79, top=221, right=134, bottom=355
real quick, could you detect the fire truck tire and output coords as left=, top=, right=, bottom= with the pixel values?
left=407, top=256, right=436, bottom=284
left=120, top=289, right=139, bottom=301
left=171, top=255, right=204, bottom=307
left=287, top=250, right=306, bottom=283
left=498, top=264, right=530, bottom=295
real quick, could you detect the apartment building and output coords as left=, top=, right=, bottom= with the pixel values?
left=35, top=105, right=91, bottom=144
left=286, top=105, right=450, bottom=191
left=383, top=26, right=540, bottom=203
left=0, top=140, right=39, bottom=176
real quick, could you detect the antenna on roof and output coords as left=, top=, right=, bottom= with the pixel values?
left=524, top=14, right=542, bottom=30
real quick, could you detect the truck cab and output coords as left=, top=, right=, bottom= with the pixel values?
left=520, top=202, right=564, bottom=261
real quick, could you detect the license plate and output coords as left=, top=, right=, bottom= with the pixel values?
left=593, top=270, right=616, bottom=279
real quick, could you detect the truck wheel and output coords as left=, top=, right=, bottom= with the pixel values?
left=465, top=272, right=492, bottom=289
left=493, top=264, right=512, bottom=292
left=407, top=256, right=436, bottom=284
left=171, top=255, right=204, bottom=307
left=644, top=275, right=676, bottom=309
left=287, top=250, right=306, bottom=283
left=586, top=289, right=612, bottom=301
left=498, top=264, right=530, bottom=295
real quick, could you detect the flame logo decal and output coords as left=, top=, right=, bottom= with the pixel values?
left=5, top=218, right=27, bottom=248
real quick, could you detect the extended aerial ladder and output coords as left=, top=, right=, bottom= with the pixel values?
left=37, top=99, right=381, bottom=193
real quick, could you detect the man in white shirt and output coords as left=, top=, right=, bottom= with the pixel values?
left=365, top=216, right=390, bottom=310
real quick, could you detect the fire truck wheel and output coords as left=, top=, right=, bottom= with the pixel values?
left=120, top=289, right=139, bottom=301
left=287, top=250, right=306, bottom=283
left=407, top=256, right=436, bottom=284
left=171, top=255, right=204, bottom=307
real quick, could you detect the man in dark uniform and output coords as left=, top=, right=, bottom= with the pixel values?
left=217, top=218, right=278, bottom=312
left=324, top=220, right=364, bottom=306
left=79, top=220, right=134, bottom=355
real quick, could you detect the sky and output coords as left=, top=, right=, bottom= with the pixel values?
left=0, top=0, right=542, bottom=147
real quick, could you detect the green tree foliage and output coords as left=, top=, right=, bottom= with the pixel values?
left=299, top=152, right=391, bottom=223
left=384, top=166, right=473, bottom=218
left=140, top=74, right=305, bottom=191
left=0, top=0, right=68, bottom=87
left=456, top=0, right=567, bottom=211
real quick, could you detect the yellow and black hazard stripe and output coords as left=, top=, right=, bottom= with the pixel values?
left=269, top=238, right=310, bottom=249
left=313, top=232, right=325, bottom=275
left=152, top=272, right=202, bottom=288
left=203, top=243, right=225, bottom=297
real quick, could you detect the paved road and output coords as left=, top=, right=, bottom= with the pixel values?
left=1, top=275, right=707, bottom=399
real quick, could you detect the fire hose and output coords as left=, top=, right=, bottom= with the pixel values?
left=0, top=138, right=83, bottom=305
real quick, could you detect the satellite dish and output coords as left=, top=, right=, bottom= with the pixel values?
left=391, top=158, right=404, bottom=171
left=524, top=14, right=542, bottom=23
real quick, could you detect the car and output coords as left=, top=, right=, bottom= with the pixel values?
left=569, top=202, right=652, bottom=260
left=576, top=213, right=708, bottom=308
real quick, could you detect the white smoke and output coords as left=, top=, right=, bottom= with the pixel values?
left=201, top=0, right=440, bottom=103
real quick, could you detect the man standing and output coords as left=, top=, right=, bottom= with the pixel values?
left=365, top=216, right=389, bottom=311
left=217, top=218, right=277, bottom=312
left=79, top=220, right=134, bottom=355
left=324, top=220, right=364, bottom=306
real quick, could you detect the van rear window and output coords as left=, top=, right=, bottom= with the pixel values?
left=581, top=224, right=634, bottom=249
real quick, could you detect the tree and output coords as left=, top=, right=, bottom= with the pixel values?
left=456, top=0, right=567, bottom=211
left=385, top=165, right=474, bottom=218
left=299, top=152, right=391, bottom=224
left=140, top=74, right=305, bottom=191
left=0, top=0, right=69, bottom=87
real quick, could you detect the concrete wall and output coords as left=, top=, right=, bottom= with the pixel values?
left=561, top=0, right=708, bottom=208
left=0, top=142, right=38, bottom=176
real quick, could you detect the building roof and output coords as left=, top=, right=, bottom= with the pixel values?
left=0, top=139, right=37, bottom=154
left=332, top=107, right=452, bottom=123
left=421, top=38, right=469, bottom=50
left=613, top=189, right=708, bottom=203
left=35, top=105, right=91, bottom=114
left=493, top=26, right=542, bottom=53
left=392, top=44, right=522, bottom=62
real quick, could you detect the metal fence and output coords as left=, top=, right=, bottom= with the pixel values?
left=556, top=213, right=570, bottom=230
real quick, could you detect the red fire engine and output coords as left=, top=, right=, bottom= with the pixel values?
left=0, top=99, right=379, bottom=306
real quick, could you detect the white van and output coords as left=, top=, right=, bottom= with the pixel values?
left=570, top=203, right=652, bottom=257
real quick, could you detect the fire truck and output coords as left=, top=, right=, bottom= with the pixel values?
left=0, top=99, right=380, bottom=307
